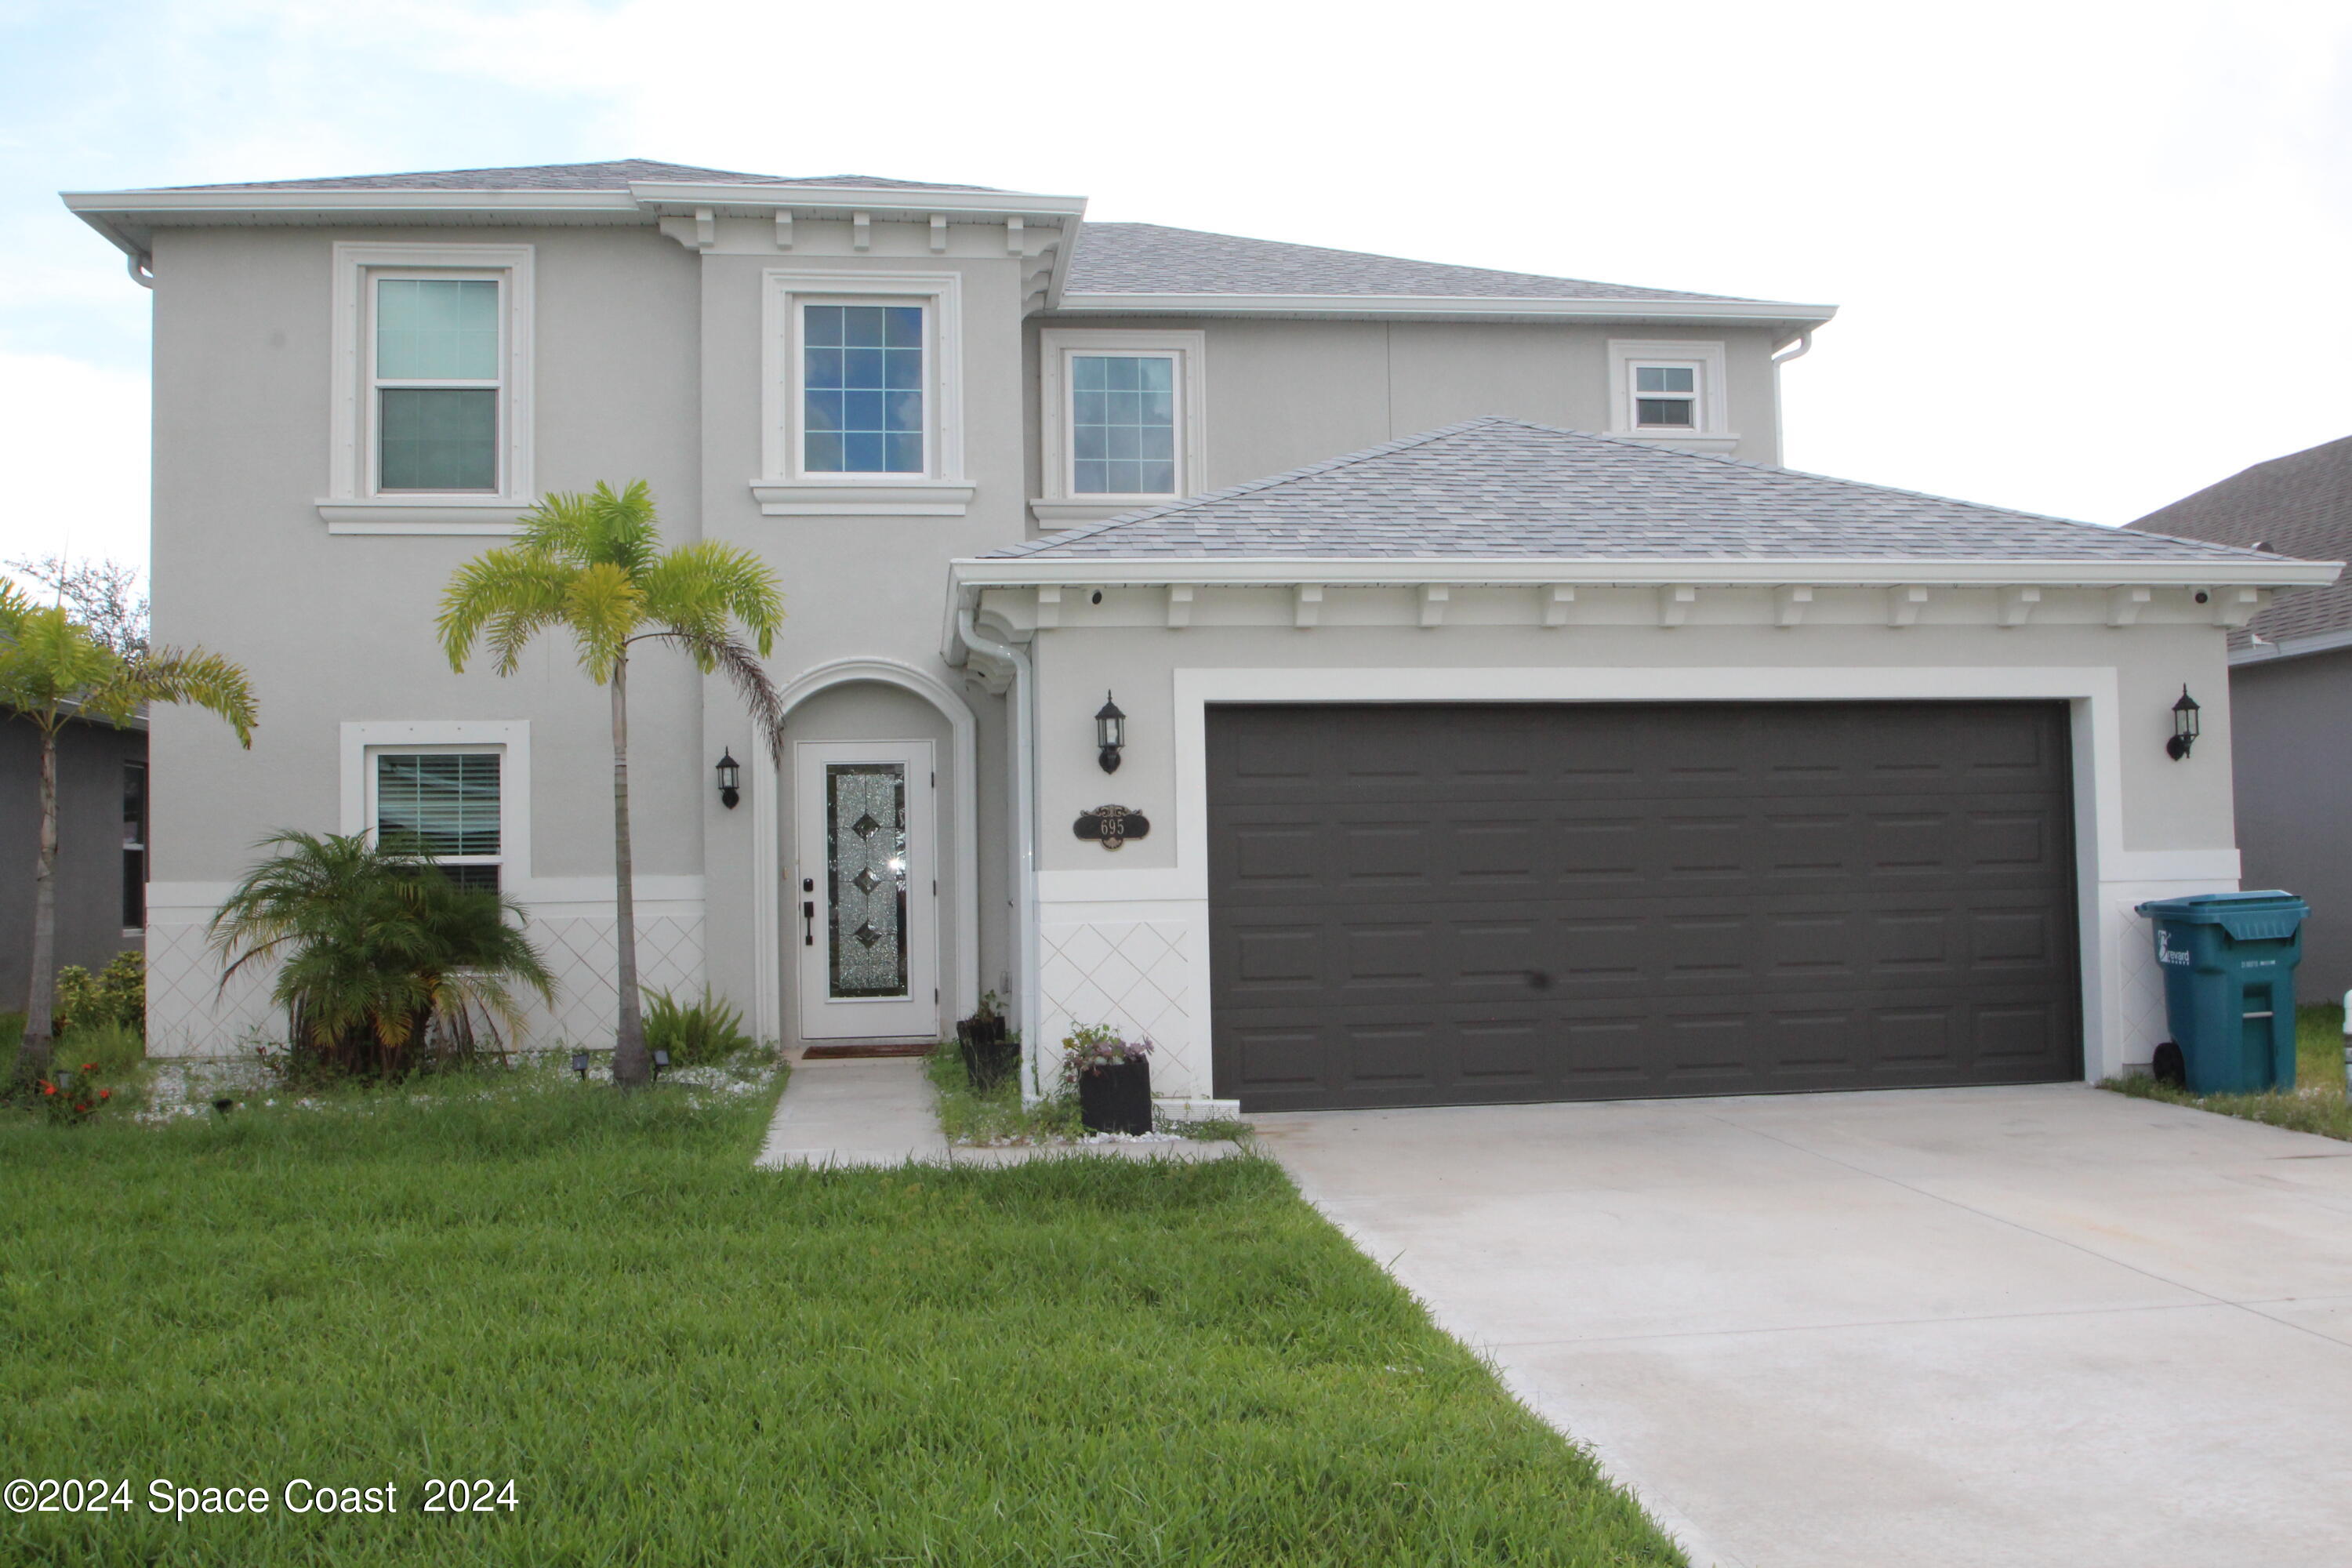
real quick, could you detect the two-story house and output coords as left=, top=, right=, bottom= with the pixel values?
left=63, top=160, right=2329, bottom=1109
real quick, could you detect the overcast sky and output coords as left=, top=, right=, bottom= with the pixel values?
left=2, top=0, right=2348, bottom=590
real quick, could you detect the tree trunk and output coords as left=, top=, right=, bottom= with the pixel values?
left=608, top=654, right=650, bottom=1087
left=13, top=721, right=61, bottom=1083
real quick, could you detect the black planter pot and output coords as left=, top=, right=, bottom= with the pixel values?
left=956, top=1017, right=1018, bottom=1092
left=1078, top=1057, right=1152, bottom=1135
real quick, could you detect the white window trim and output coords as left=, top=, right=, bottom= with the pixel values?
left=753, top=269, right=972, bottom=518
left=339, top=720, right=531, bottom=891
left=321, top=244, right=535, bottom=534
left=1034, top=328, right=1207, bottom=526
left=1606, top=339, right=1735, bottom=452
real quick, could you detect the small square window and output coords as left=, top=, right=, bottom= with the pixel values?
left=1631, top=362, right=1701, bottom=430
left=803, top=304, right=924, bottom=474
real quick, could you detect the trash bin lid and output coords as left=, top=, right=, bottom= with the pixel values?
left=2133, top=890, right=2308, bottom=940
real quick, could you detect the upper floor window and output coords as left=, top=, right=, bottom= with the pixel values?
left=375, top=277, right=502, bottom=491
left=326, top=243, right=535, bottom=521
left=1632, top=364, right=1698, bottom=429
left=802, top=303, right=924, bottom=474
left=1036, top=329, right=1207, bottom=516
left=1606, top=339, right=1733, bottom=448
left=374, top=750, right=503, bottom=891
left=1071, top=354, right=1178, bottom=495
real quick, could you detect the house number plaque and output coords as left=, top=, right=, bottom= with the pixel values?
left=1073, top=804, right=1150, bottom=850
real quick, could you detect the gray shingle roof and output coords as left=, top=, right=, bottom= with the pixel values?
left=154, top=160, right=1001, bottom=193
left=1065, top=222, right=1742, bottom=302
left=2127, top=435, right=2352, bottom=648
left=993, top=418, right=2290, bottom=564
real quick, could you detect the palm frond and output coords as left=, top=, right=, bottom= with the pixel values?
left=562, top=561, right=645, bottom=683
left=437, top=547, right=576, bottom=674
left=112, top=646, right=257, bottom=745
left=638, top=540, right=786, bottom=658
left=641, top=626, right=787, bottom=764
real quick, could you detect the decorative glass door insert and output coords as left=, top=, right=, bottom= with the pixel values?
left=826, top=762, right=908, bottom=999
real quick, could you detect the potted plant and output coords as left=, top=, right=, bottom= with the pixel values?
left=1062, top=1024, right=1153, bottom=1134
left=957, top=991, right=1018, bottom=1091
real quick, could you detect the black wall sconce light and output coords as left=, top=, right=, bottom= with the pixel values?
left=1095, top=692, right=1126, bottom=774
left=2167, top=685, right=2201, bottom=760
left=716, top=750, right=742, bottom=808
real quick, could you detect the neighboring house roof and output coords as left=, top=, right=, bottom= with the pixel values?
left=1064, top=222, right=1740, bottom=303
left=2125, top=434, right=2352, bottom=659
left=985, top=417, right=2318, bottom=572
left=147, top=160, right=1003, bottom=194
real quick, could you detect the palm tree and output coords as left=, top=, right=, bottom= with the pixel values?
left=209, top=831, right=557, bottom=1078
left=0, top=583, right=256, bottom=1083
left=437, top=481, right=786, bottom=1087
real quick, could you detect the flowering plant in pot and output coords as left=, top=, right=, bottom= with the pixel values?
left=1061, top=1024, right=1153, bottom=1134
left=956, top=990, right=1018, bottom=1091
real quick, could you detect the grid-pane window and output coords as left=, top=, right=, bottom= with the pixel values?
left=376, top=278, right=499, bottom=491
left=1071, top=354, right=1177, bottom=494
left=376, top=752, right=501, bottom=890
left=803, top=304, right=924, bottom=474
left=122, top=760, right=146, bottom=931
left=1633, top=364, right=1698, bottom=428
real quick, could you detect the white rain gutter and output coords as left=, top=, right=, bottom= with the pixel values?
left=954, top=608, right=1043, bottom=1102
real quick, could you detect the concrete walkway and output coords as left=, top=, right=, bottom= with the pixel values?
left=1253, top=1083, right=2352, bottom=1568
left=756, top=1055, right=1243, bottom=1167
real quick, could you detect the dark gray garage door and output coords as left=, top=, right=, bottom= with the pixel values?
left=1207, top=702, right=2081, bottom=1110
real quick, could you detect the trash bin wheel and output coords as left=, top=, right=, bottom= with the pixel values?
left=2153, top=1041, right=2186, bottom=1088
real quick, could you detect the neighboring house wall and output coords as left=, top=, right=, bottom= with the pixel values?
left=1, top=713, right=143, bottom=1014
left=2228, top=645, right=2352, bottom=999
left=993, top=601, right=2239, bottom=1097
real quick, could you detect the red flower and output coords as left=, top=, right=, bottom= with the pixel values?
left=81, top=1062, right=96, bottom=1073
left=99, top=1089, right=111, bottom=1100
left=40, top=1082, right=56, bottom=1097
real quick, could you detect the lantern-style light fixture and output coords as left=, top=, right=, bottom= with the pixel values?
left=2167, top=685, right=2201, bottom=760
left=1094, top=692, right=1127, bottom=774
left=716, top=750, right=742, bottom=809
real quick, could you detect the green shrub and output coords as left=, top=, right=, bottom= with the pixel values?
left=641, top=986, right=754, bottom=1065
left=53, top=949, right=144, bottom=1039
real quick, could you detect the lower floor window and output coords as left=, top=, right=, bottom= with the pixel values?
left=122, top=759, right=146, bottom=931
left=375, top=750, right=502, bottom=891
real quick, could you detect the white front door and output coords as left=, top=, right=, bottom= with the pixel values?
left=794, top=740, right=938, bottom=1042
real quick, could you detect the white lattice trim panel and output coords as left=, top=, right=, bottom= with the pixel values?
left=1039, top=918, right=1202, bottom=1097
left=143, top=913, right=707, bottom=1058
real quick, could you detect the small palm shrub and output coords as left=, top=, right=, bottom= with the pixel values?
left=53, top=950, right=144, bottom=1040
left=641, top=987, right=753, bottom=1066
left=209, top=832, right=556, bottom=1079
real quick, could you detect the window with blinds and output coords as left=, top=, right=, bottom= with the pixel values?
left=375, top=751, right=501, bottom=890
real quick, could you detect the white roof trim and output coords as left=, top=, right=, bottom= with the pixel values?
left=1052, top=292, right=1838, bottom=327
left=625, top=181, right=1087, bottom=221
left=949, top=554, right=2341, bottom=592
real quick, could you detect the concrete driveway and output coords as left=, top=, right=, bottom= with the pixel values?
left=1252, top=1084, right=2352, bottom=1568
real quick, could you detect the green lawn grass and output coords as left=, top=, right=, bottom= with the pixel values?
left=2103, top=1001, right=2352, bottom=1141
left=2, top=1074, right=1679, bottom=1565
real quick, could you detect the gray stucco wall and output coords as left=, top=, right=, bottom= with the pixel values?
left=1, top=713, right=143, bottom=1014
left=1027, top=317, right=1787, bottom=489
left=2228, top=647, right=2352, bottom=1000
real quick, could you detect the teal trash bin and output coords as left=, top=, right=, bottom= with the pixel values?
left=2132, top=891, right=2308, bottom=1094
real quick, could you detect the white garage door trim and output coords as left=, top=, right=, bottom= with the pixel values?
left=1032, top=665, right=2241, bottom=1094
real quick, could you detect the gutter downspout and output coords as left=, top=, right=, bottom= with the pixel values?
left=127, top=250, right=154, bottom=289
left=1768, top=330, right=1811, bottom=466
left=956, top=606, right=1042, bottom=1102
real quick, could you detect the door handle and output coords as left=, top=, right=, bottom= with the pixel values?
left=802, top=901, right=816, bottom=946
